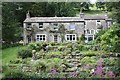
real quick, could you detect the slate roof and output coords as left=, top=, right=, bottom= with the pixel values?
left=24, top=14, right=112, bottom=23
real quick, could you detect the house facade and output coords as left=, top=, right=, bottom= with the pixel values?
left=23, top=12, right=112, bottom=44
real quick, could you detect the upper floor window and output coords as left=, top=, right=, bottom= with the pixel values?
left=39, top=23, right=43, bottom=29
left=85, top=29, right=95, bottom=34
left=86, top=29, right=90, bottom=34
left=69, top=23, right=75, bottom=30
left=26, top=23, right=31, bottom=28
left=53, top=23, right=58, bottom=26
left=97, top=20, right=101, bottom=26
left=66, top=34, right=76, bottom=41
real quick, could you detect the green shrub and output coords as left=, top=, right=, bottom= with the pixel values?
left=10, top=59, right=22, bottom=64
left=66, top=43, right=72, bottom=48
left=50, top=41, right=55, bottom=46
left=75, top=50, right=80, bottom=53
left=76, top=44, right=84, bottom=51
left=28, top=42, right=42, bottom=51
left=81, top=56, right=96, bottom=65
left=3, top=69, right=28, bottom=79
left=42, top=41, right=47, bottom=45
left=65, top=50, right=71, bottom=54
left=17, top=49, right=32, bottom=59
left=103, top=58, right=117, bottom=66
left=58, top=46, right=64, bottom=51
left=83, top=52, right=97, bottom=57
left=32, top=60, right=47, bottom=72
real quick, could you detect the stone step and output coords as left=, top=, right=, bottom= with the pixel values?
left=66, top=59, right=80, bottom=62
left=64, top=67, right=78, bottom=72
left=67, top=63, right=81, bottom=67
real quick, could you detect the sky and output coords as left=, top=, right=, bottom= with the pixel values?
left=90, top=0, right=97, bottom=4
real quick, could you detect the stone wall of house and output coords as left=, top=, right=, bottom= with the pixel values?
left=23, top=19, right=112, bottom=44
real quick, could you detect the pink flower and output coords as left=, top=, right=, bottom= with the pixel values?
left=94, top=61, right=103, bottom=77
left=50, top=68, right=56, bottom=75
left=95, top=66, right=103, bottom=76
left=97, top=61, right=102, bottom=67
left=106, top=71, right=115, bottom=78
left=71, top=72, right=76, bottom=77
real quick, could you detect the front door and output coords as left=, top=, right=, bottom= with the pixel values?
left=54, top=35, right=58, bottom=43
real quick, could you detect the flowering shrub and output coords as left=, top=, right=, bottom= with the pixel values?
left=50, top=68, right=56, bottom=76
left=105, top=70, right=115, bottom=78
left=28, top=42, right=42, bottom=51
left=94, top=61, right=103, bottom=77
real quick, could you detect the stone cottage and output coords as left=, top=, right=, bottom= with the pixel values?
left=23, top=11, right=112, bottom=44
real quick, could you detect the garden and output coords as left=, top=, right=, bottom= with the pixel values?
left=2, top=39, right=120, bottom=79
left=2, top=2, right=120, bottom=79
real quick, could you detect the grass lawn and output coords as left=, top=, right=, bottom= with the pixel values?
left=2, top=46, right=27, bottom=65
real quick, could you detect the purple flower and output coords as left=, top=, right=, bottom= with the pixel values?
left=95, top=66, right=103, bottom=76
left=97, top=61, right=102, bottom=67
left=71, top=72, right=76, bottom=77
left=106, top=71, right=115, bottom=78
left=94, top=61, right=103, bottom=77
left=50, top=68, right=56, bottom=75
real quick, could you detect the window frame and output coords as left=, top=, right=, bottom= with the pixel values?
left=26, top=23, right=31, bottom=29
left=38, top=23, right=43, bottom=29
left=69, top=23, right=76, bottom=30
left=90, top=29, right=95, bottom=34
left=96, top=20, right=101, bottom=26
left=36, top=34, right=46, bottom=42
left=65, top=34, right=76, bottom=41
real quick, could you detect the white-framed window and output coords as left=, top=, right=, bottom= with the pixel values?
left=96, top=20, right=101, bottom=26
left=85, top=29, right=95, bottom=34
left=85, top=29, right=90, bottom=34
left=69, top=23, right=75, bottom=30
left=36, top=34, right=46, bottom=42
left=90, top=29, right=95, bottom=34
left=65, top=34, right=76, bottom=41
left=107, top=21, right=111, bottom=28
left=38, top=23, right=43, bottom=29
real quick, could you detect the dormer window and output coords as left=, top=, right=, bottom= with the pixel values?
left=69, top=23, right=75, bottom=30
left=39, top=23, right=43, bottom=29
left=97, top=20, right=101, bottom=26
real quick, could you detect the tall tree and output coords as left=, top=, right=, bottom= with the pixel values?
left=105, top=2, right=120, bottom=23
left=96, top=2, right=105, bottom=10
left=2, top=3, right=22, bottom=43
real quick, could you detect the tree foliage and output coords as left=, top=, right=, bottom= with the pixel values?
left=2, top=3, right=22, bottom=43
left=96, top=2, right=105, bottom=10
left=2, top=2, right=77, bottom=43
left=105, top=2, right=120, bottom=23
left=100, top=24, right=120, bottom=53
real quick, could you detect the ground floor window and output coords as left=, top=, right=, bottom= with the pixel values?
left=85, top=35, right=94, bottom=43
left=36, top=34, right=46, bottom=42
left=27, top=36, right=32, bottom=43
left=65, top=34, right=76, bottom=41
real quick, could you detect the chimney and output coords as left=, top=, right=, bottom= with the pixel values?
left=80, top=9, right=84, bottom=18
left=26, top=11, right=30, bottom=18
